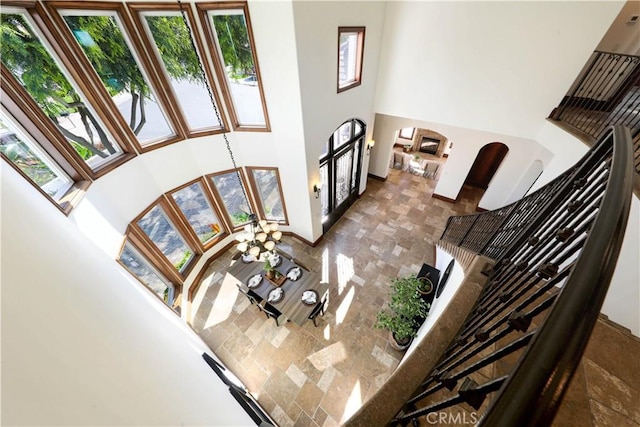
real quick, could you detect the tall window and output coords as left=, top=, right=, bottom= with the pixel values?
left=209, top=169, right=253, bottom=229
left=1, top=11, right=123, bottom=171
left=247, top=167, right=288, bottom=223
left=0, top=112, right=72, bottom=200
left=56, top=8, right=177, bottom=147
left=170, top=179, right=226, bottom=247
left=337, top=27, right=365, bottom=93
left=136, top=204, right=196, bottom=274
left=133, top=7, right=226, bottom=136
left=198, top=3, right=269, bottom=130
left=119, top=240, right=176, bottom=306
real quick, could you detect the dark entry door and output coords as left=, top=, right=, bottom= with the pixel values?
left=464, top=143, right=509, bottom=189
left=320, top=119, right=365, bottom=233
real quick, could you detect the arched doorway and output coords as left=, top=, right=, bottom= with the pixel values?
left=464, top=142, right=509, bottom=190
left=319, top=118, right=366, bottom=233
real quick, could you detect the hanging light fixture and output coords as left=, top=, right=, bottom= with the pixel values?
left=235, top=215, right=282, bottom=259
left=178, top=1, right=280, bottom=260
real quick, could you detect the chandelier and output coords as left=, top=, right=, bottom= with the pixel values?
left=235, top=214, right=282, bottom=259
left=177, top=1, right=283, bottom=260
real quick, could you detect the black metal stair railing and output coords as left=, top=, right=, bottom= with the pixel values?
left=548, top=50, right=639, bottom=177
left=391, top=126, right=633, bottom=426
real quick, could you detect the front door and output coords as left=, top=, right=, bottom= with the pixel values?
left=320, top=119, right=365, bottom=233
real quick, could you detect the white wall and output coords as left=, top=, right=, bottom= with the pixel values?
left=597, top=0, right=640, bottom=55
left=602, top=197, right=640, bottom=336
left=374, top=1, right=625, bottom=139
left=292, top=1, right=386, bottom=238
left=370, top=114, right=554, bottom=210
left=1, top=164, right=255, bottom=426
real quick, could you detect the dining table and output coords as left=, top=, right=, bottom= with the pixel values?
left=227, top=252, right=328, bottom=326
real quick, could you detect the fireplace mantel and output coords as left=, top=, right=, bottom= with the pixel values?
left=411, top=128, right=447, bottom=157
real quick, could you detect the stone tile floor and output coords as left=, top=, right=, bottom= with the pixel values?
left=191, top=169, right=483, bottom=426
left=190, top=167, right=640, bottom=426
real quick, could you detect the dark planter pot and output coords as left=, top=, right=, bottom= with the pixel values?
left=389, top=331, right=412, bottom=351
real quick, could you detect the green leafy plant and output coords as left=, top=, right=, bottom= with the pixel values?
left=232, top=211, right=251, bottom=224
left=174, top=250, right=192, bottom=271
left=375, top=275, right=429, bottom=344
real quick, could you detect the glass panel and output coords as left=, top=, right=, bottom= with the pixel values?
left=211, top=171, right=251, bottom=226
left=119, top=240, right=174, bottom=304
left=338, top=31, right=358, bottom=87
left=209, top=9, right=266, bottom=127
left=320, top=163, right=329, bottom=218
left=137, top=205, right=193, bottom=273
left=333, top=121, right=352, bottom=150
left=251, top=169, right=285, bottom=222
left=0, top=114, right=72, bottom=199
left=61, top=13, right=174, bottom=145
left=171, top=182, right=223, bottom=244
left=354, top=121, right=363, bottom=136
left=335, top=149, right=353, bottom=208
left=320, top=141, right=328, bottom=159
left=141, top=13, right=221, bottom=131
left=0, top=12, right=121, bottom=169
left=351, top=141, right=360, bottom=190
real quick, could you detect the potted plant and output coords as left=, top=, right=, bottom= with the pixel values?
left=264, top=258, right=274, bottom=279
left=417, top=275, right=434, bottom=296
left=375, top=275, right=429, bottom=351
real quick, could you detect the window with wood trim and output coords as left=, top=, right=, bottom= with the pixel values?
left=48, top=3, right=181, bottom=150
left=169, top=178, right=227, bottom=248
left=197, top=2, right=270, bottom=130
left=208, top=169, right=254, bottom=229
left=129, top=4, right=227, bottom=137
left=246, top=167, right=288, bottom=224
left=0, top=111, right=73, bottom=201
left=134, top=201, right=199, bottom=277
left=337, top=27, right=365, bottom=92
left=118, top=239, right=177, bottom=306
left=0, top=9, right=129, bottom=174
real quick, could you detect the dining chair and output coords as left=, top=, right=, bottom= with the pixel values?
left=236, top=284, right=263, bottom=305
left=229, top=251, right=243, bottom=266
left=308, top=295, right=328, bottom=327
left=260, top=303, right=283, bottom=327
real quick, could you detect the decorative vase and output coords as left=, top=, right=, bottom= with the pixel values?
left=265, top=270, right=274, bottom=280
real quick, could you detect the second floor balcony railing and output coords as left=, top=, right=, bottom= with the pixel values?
left=390, top=126, right=633, bottom=426
left=550, top=50, right=640, bottom=181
